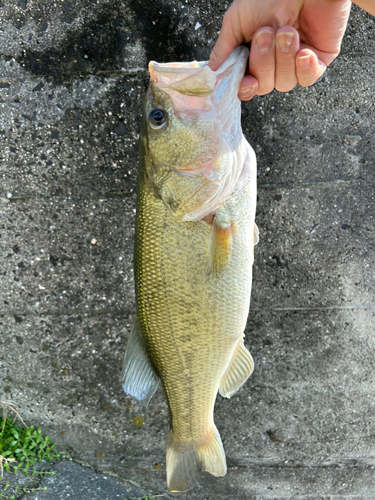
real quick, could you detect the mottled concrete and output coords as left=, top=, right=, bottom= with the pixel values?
left=1, top=0, right=375, bottom=498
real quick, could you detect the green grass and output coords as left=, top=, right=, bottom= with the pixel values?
left=1, top=403, right=160, bottom=500
left=0, top=401, right=63, bottom=498
left=128, top=497, right=159, bottom=500
left=0, top=417, right=61, bottom=475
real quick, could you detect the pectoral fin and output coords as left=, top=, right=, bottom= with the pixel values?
left=219, top=339, right=254, bottom=398
left=206, top=216, right=234, bottom=274
left=121, top=316, right=159, bottom=407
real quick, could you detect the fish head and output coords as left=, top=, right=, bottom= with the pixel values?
left=142, top=46, right=249, bottom=221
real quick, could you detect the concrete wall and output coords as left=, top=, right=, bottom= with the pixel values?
left=1, top=1, right=374, bottom=498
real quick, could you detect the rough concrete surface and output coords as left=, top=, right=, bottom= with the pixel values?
left=24, top=460, right=170, bottom=500
left=0, top=0, right=374, bottom=498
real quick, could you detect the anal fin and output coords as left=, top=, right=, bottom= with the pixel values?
left=121, top=316, right=159, bottom=407
left=219, top=339, right=254, bottom=398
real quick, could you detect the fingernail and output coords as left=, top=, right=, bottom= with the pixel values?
left=297, top=54, right=310, bottom=70
left=239, top=85, right=256, bottom=99
left=254, top=30, right=274, bottom=54
left=276, top=32, right=294, bottom=52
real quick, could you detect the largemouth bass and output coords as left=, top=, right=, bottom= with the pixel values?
left=121, top=46, right=258, bottom=493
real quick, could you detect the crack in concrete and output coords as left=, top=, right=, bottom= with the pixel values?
left=0, top=304, right=374, bottom=317
left=1, top=177, right=375, bottom=204
left=0, top=67, right=146, bottom=83
left=0, top=308, right=134, bottom=317
left=258, top=179, right=375, bottom=188
left=81, top=453, right=375, bottom=470
left=252, top=304, right=375, bottom=311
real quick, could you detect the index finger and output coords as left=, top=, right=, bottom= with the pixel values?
left=208, top=9, right=244, bottom=71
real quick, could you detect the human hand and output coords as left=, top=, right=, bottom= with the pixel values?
left=208, top=0, right=352, bottom=100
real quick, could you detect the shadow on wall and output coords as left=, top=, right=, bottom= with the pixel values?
left=16, top=0, right=195, bottom=84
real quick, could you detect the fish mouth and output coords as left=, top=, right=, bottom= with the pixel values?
left=149, top=60, right=214, bottom=97
left=149, top=46, right=249, bottom=100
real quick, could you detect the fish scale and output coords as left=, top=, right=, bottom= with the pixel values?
left=122, top=46, right=257, bottom=493
left=136, top=166, right=255, bottom=457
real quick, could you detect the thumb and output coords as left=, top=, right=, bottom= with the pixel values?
left=208, top=10, right=244, bottom=71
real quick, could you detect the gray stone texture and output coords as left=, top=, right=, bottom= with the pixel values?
left=0, top=0, right=374, bottom=498
left=24, top=460, right=169, bottom=500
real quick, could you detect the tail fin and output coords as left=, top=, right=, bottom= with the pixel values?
left=166, top=426, right=227, bottom=493
left=166, top=433, right=198, bottom=493
left=197, top=426, right=227, bottom=476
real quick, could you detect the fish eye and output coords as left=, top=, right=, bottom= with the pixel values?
left=148, top=108, right=167, bottom=130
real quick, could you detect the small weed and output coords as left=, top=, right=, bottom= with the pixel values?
left=0, top=400, right=63, bottom=499
left=0, top=416, right=60, bottom=476
left=128, top=497, right=158, bottom=500
left=128, top=496, right=164, bottom=500
left=0, top=483, right=48, bottom=499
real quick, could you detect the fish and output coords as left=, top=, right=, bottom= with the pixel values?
left=121, top=46, right=258, bottom=493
